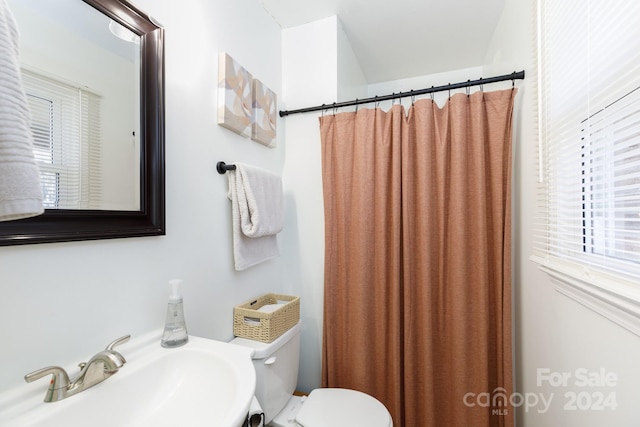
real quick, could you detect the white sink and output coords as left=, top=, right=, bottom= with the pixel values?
left=0, top=332, right=256, bottom=427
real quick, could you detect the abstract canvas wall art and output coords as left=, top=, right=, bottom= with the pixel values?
left=217, top=52, right=252, bottom=137
left=251, top=79, right=277, bottom=147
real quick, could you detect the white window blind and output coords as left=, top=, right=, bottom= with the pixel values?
left=534, top=1, right=640, bottom=281
left=22, top=69, right=102, bottom=209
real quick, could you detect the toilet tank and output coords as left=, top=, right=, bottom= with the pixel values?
left=230, top=321, right=301, bottom=424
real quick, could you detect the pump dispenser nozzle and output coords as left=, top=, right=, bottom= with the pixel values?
left=161, top=279, right=188, bottom=348
left=168, top=279, right=182, bottom=302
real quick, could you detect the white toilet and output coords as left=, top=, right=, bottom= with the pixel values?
left=231, top=321, right=393, bottom=427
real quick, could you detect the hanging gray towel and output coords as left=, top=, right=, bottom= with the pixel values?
left=0, top=0, right=43, bottom=221
left=227, top=163, right=284, bottom=270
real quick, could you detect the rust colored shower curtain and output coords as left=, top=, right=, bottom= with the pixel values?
left=320, top=89, right=516, bottom=427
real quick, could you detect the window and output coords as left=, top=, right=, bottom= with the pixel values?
left=533, top=0, right=640, bottom=334
left=21, top=69, right=102, bottom=209
left=581, top=88, right=640, bottom=267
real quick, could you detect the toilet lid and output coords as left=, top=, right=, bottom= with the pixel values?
left=296, top=388, right=392, bottom=427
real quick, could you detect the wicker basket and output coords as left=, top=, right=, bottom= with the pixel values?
left=233, top=294, right=300, bottom=343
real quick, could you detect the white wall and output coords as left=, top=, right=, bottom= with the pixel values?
left=0, top=0, right=284, bottom=396
left=484, top=1, right=640, bottom=426
left=281, top=16, right=368, bottom=393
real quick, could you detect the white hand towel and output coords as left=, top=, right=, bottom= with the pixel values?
left=0, top=0, right=44, bottom=221
left=227, top=163, right=284, bottom=271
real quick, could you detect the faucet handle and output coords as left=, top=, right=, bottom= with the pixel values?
left=105, top=334, right=131, bottom=351
left=25, top=366, right=70, bottom=386
left=24, top=366, right=71, bottom=402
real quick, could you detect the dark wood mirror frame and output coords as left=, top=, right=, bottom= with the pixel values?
left=0, top=0, right=165, bottom=246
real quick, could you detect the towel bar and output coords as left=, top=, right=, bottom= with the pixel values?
left=217, top=161, right=236, bottom=174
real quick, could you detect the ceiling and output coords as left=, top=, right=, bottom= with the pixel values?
left=259, top=0, right=507, bottom=84
left=12, top=0, right=137, bottom=61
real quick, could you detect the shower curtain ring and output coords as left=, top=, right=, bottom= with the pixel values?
left=332, top=102, right=337, bottom=116
left=430, top=86, right=434, bottom=101
left=466, top=80, right=471, bottom=98
left=355, top=99, right=359, bottom=112
left=410, top=90, right=415, bottom=106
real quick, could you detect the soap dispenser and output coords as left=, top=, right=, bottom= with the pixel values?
left=161, top=279, right=188, bottom=348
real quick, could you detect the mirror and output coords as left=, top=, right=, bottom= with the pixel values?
left=9, top=0, right=140, bottom=210
left=0, top=0, right=165, bottom=245
left=10, top=0, right=140, bottom=211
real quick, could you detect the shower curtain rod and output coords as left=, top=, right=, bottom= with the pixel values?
left=279, top=70, right=525, bottom=117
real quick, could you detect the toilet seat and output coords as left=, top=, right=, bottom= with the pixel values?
left=295, top=388, right=393, bottom=427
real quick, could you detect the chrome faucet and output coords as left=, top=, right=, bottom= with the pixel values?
left=24, top=335, right=130, bottom=403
